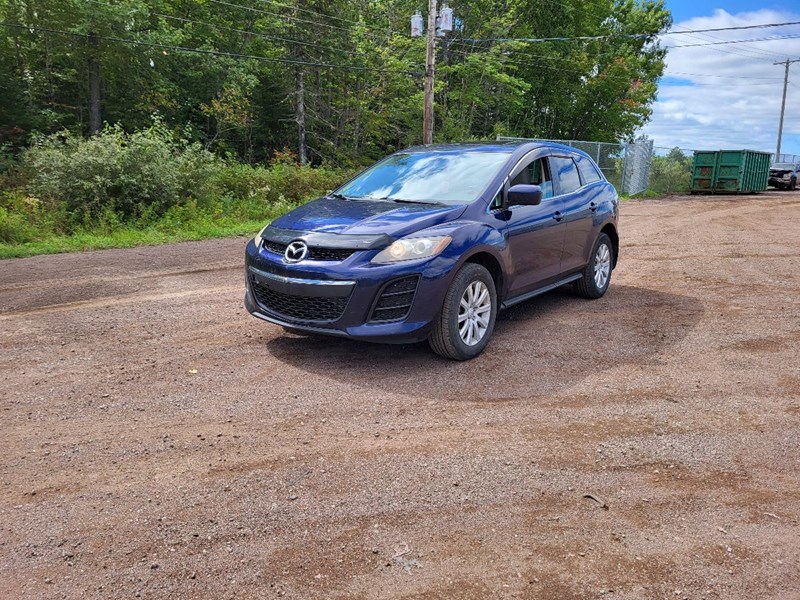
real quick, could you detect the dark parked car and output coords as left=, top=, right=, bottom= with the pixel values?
left=769, top=162, right=799, bottom=190
left=245, top=141, right=619, bottom=360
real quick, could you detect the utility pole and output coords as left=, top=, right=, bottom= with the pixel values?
left=422, top=0, right=437, bottom=145
left=412, top=3, right=453, bottom=144
left=775, top=58, right=800, bottom=159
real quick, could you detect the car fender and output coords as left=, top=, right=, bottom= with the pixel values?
left=580, top=187, right=618, bottom=267
left=419, top=220, right=508, bottom=297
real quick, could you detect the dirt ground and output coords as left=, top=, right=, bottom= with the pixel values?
left=1, top=191, right=799, bottom=600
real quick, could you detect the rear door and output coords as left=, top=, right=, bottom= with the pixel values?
left=555, top=154, right=605, bottom=273
left=501, top=152, right=567, bottom=296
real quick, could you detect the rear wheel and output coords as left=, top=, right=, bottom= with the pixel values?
left=574, top=233, right=613, bottom=299
left=429, top=263, right=497, bottom=360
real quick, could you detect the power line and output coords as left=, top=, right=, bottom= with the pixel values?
left=674, top=25, right=788, bottom=60
left=255, top=0, right=363, bottom=27
left=208, top=0, right=368, bottom=36
left=0, top=22, right=414, bottom=74
left=84, top=0, right=364, bottom=58
left=668, top=33, right=800, bottom=49
left=458, top=21, right=800, bottom=44
left=254, top=0, right=403, bottom=41
left=665, top=25, right=787, bottom=62
left=443, top=43, right=655, bottom=88
left=150, top=11, right=350, bottom=52
left=256, top=0, right=352, bottom=25
left=664, top=71, right=782, bottom=80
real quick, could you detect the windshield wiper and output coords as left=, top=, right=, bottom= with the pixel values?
left=328, top=192, right=360, bottom=201
left=378, top=197, right=443, bottom=205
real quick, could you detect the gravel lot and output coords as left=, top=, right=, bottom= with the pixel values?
left=1, top=191, right=799, bottom=599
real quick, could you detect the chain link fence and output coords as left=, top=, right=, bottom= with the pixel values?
left=496, top=137, right=653, bottom=195
left=497, top=137, right=799, bottom=195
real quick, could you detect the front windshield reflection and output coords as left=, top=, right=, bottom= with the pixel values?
left=338, top=151, right=511, bottom=205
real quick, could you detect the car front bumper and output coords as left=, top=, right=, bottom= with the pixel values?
left=769, top=176, right=793, bottom=187
left=243, top=238, right=456, bottom=343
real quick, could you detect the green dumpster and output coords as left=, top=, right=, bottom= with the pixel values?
left=690, top=150, right=771, bottom=194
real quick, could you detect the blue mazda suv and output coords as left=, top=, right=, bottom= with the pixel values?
left=245, top=141, right=619, bottom=360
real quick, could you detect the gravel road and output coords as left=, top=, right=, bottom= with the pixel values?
left=1, top=192, right=799, bottom=599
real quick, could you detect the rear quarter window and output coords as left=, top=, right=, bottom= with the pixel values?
left=549, top=156, right=581, bottom=194
left=575, top=155, right=603, bottom=184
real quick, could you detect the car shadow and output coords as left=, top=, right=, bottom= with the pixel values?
left=263, top=284, right=704, bottom=401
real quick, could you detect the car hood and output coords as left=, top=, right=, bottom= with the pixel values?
left=271, top=196, right=467, bottom=238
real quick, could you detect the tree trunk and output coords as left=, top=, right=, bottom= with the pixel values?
left=88, top=32, right=102, bottom=135
left=353, top=76, right=360, bottom=156
left=296, top=67, right=308, bottom=165
left=422, top=0, right=437, bottom=144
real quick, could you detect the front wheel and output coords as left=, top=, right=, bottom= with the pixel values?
left=429, top=263, right=497, bottom=360
left=574, top=233, right=613, bottom=299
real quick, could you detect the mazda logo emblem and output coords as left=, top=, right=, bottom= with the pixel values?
left=284, top=241, right=308, bottom=263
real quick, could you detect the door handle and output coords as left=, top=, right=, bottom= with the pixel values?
left=589, top=202, right=598, bottom=212
left=552, top=211, right=562, bottom=222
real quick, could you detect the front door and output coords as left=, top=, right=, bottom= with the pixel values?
left=501, top=155, right=567, bottom=295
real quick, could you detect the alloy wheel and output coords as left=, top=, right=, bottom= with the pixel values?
left=458, top=280, right=491, bottom=346
left=594, top=243, right=611, bottom=289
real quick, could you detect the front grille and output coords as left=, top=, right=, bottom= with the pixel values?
left=261, top=239, right=354, bottom=262
left=310, top=247, right=356, bottom=261
left=250, top=277, right=351, bottom=322
left=263, top=240, right=288, bottom=255
left=369, top=276, right=419, bottom=323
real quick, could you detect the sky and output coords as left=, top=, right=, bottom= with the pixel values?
left=638, top=1, right=800, bottom=157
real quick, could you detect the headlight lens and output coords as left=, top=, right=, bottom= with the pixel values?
left=253, top=225, right=268, bottom=244
left=371, top=235, right=451, bottom=264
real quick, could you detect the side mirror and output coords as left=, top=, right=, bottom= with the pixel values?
left=507, top=184, right=543, bottom=206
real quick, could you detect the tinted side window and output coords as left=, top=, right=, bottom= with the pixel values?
left=550, top=156, right=581, bottom=194
left=510, top=157, right=554, bottom=200
left=575, top=155, right=603, bottom=184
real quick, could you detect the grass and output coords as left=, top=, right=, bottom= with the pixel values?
left=0, top=215, right=274, bottom=259
left=0, top=189, right=676, bottom=260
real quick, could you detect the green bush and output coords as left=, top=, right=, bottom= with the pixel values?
left=2, top=123, right=359, bottom=258
left=212, top=161, right=354, bottom=204
left=23, top=123, right=219, bottom=228
left=649, top=148, right=693, bottom=194
left=0, top=191, right=41, bottom=243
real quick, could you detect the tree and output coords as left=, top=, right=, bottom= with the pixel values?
left=0, top=0, right=672, bottom=162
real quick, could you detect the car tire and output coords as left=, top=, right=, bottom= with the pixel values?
left=429, top=263, right=497, bottom=361
left=574, top=233, right=613, bottom=299
left=791, top=178, right=797, bottom=191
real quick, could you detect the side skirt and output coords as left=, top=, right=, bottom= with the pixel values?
left=500, top=273, right=582, bottom=309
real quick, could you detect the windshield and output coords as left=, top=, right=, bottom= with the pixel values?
left=773, top=163, right=795, bottom=170
left=336, top=151, right=511, bottom=205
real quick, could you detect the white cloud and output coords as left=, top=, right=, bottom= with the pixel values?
left=639, top=9, right=800, bottom=156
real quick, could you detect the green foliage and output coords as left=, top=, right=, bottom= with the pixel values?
left=212, top=161, right=353, bottom=208
left=0, top=191, right=40, bottom=244
left=0, top=140, right=353, bottom=257
left=0, top=0, right=673, bottom=256
left=22, top=124, right=218, bottom=227
left=0, top=0, right=672, bottom=162
left=649, top=147, right=693, bottom=194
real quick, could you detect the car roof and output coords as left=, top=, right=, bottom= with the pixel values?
left=400, top=141, right=594, bottom=160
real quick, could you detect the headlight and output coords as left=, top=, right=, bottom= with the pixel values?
left=371, top=235, right=452, bottom=264
left=253, top=225, right=268, bottom=244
